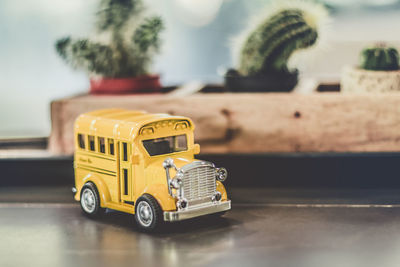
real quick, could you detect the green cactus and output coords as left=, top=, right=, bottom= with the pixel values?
left=360, top=44, right=399, bottom=71
left=55, top=0, right=164, bottom=78
left=239, top=9, right=318, bottom=76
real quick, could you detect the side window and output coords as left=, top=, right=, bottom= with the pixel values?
left=77, top=134, right=85, bottom=149
left=122, top=142, right=128, bottom=161
left=108, top=138, right=114, bottom=155
left=123, top=169, right=128, bottom=195
left=98, top=137, right=105, bottom=153
left=88, top=135, right=95, bottom=151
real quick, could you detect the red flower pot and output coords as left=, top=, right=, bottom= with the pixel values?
left=90, top=75, right=161, bottom=94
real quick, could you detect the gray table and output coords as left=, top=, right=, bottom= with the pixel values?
left=2, top=187, right=400, bottom=267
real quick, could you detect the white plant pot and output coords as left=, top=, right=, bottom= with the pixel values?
left=341, top=66, right=400, bottom=93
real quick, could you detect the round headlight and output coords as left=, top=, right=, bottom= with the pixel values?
left=177, top=199, right=187, bottom=209
left=169, top=178, right=180, bottom=189
left=214, top=191, right=222, bottom=201
left=175, top=171, right=184, bottom=180
left=163, top=158, right=175, bottom=169
left=216, top=167, right=228, bottom=182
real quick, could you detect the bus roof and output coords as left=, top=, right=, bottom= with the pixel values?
left=74, top=109, right=193, bottom=141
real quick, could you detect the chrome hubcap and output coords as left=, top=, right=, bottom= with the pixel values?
left=137, top=201, right=153, bottom=227
left=81, top=188, right=96, bottom=213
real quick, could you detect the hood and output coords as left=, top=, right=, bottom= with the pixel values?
left=144, top=156, right=198, bottom=185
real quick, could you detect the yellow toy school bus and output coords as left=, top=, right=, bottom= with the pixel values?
left=73, top=109, right=230, bottom=231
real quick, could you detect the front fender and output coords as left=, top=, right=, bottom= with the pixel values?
left=216, top=181, right=228, bottom=201
left=75, top=174, right=111, bottom=208
left=142, top=184, right=177, bottom=211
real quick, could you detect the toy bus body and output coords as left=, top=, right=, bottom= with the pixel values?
left=73, top=109, right=230, bottom=230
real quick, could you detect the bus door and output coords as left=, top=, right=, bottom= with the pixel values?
left=119, top=141, right=133, bottom=202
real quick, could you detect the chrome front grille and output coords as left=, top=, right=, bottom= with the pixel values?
left=182, top=164, right=216, bottom=204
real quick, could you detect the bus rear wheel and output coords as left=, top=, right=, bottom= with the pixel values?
left=80, top=182, right=105, bottom=218
left=135, top=194, right=163, bottom=231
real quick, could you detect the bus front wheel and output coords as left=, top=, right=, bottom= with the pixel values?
left=135, top=194, right=163, bottom=231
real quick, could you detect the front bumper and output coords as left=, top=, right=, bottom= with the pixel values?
left=163, top=200, right=231, bottom=222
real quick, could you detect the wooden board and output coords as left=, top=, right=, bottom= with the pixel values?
left=49, top=92, right=400, bottom=155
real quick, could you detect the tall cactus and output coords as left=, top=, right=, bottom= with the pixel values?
left=55, top=0, right=164, bottom=78
left=239, top=9, right=319, bottom=76
left=360, top=44, right=399, bottom=71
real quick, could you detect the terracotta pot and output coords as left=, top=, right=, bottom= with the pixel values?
left=90, top=75, right=161, bottom=94
left=341, top=66, right=400, bottom=93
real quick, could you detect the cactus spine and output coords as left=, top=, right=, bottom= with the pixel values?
left=360, top=44, right=399, bottom=71
left=55, top=0, right=164, bottom=78
left=239, top=9, right=318, bottom=76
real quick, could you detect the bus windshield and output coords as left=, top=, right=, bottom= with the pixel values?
left=142, top=134, right=188, bottom=156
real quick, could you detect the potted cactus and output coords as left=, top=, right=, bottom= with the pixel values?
left=55, top=0, right=164, bottom=94
left=341, top=44, right=400, bottom=93
left=226, top=3, right=328, bottom=92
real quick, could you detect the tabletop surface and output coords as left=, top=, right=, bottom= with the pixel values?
left=2, top=187, right=400, bottom=267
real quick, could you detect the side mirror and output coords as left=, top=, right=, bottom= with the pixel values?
left=193, top=144, right=200, bottom=155
left=131, top=154, right=140, bottom=165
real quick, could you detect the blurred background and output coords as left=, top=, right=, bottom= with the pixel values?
left=3, top=3, right=400, bottom=265
left=1, top=0, right=400, bottom=138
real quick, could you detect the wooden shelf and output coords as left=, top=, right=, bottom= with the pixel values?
left=49, top=92, right=400, bottom=155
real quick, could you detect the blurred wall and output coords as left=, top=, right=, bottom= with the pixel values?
left=1, top=0, right=400, bottom=137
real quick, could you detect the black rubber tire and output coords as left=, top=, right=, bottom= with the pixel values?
left=80, top=182, right=106, bottom=218
left=134, top=194, right=163, bottom=232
